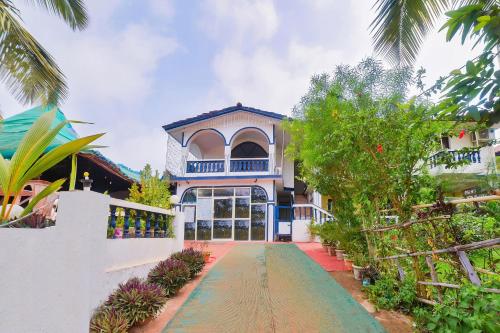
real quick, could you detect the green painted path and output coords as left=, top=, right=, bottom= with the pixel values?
left=164, top=244, right=386, bottom=333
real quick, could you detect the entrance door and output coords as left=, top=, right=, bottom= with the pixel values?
left=275, top=205, right=293, bottom=240
left=213, top=197, right=233, bottom=239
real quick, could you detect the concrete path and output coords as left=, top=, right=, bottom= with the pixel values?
left=163, top=244, right=386, bottom=333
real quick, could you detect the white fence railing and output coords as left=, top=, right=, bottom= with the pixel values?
left=0, top=191, right=185, bottom=333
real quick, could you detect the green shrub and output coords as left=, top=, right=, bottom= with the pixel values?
left=171, top=248, right=205, bottom=278
left=365, top=275, right=416, bottom=312
left=414, top=285, right=499, bottom=333
left=147, top=259, right=191, bottom=297
left=89, top=306, right=128, bottom=333
left=105, top=277, right=167, bottom=327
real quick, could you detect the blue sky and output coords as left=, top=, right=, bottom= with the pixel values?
left=0, top=1, right=484, bottom=171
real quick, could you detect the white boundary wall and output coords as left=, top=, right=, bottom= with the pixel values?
left=0, top=191, right=184, bottom=333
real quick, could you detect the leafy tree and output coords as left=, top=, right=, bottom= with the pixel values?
left=0, top=0, right=88, bottom=105
left=286, top=59, right=448, bottom=293
left=128, top=164, right=171, bottom=209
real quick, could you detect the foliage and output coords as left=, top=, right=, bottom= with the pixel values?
left=449, top=212, right=498, bottom=244
left=365, top=275, right=417, bottom=312
left=0, top=0, right=87, bottom=105
left=287, top=58, right=446, bottom=227
left=437, top=3, right=499, bottom=124
left=414, top=285, right=500, bottom=332
left=147, top=259, right=190, bottom=297
left=0, top=109, right=103, bottom=223
left=105, top=278, right=167, bottom=327
left=171, top=248, right=205, bottom=279
left=89, top=306, right=128, bottom=333
left=128, top=164, right=171, bottom=209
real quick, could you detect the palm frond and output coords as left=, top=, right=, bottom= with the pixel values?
left=25, top=0, right=88, bottom=30
left=370, top=0, right=451, bottom=65
left=0, top=1, right=68, bottom=105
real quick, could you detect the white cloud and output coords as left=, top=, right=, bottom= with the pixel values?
left=211, top=41, right=342, bottom=114
left=148, top=0, right=175, bottom=19
left=200, top=0, right=278, bottom=45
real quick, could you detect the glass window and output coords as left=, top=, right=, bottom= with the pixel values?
left=197, top=198, right=212, bottom=220
left=184, top=222, right=195, bottom=240
left=183, top=206, right=195, bottom=223
left=251, top=204, right=266, bottom=240
left=198, top=188, right=212, bottom=197
left=213, top=220, right=232, bottom=239
left=214, top=198, right=232, bottom=218
left=214, top=188, right=234, bottom=196
left=235, top=187, right=250, bottom=196
left=251, top=187, right=267, bottom=203
left=235, top=198, right=250, bottom=218
left=234, top=220, right=249, bottom=240
left=196, top=220, right=211, bottom=240
left=182, top=189, right=197, bottom=203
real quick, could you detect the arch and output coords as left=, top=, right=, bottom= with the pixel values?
left=231, top=141, right=268, bottom=158
left=184, top=128, right=227, bottom=147
left=229, top=127, right=271, bottom=147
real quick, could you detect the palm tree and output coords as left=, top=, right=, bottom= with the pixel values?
left=0, top=0, right=88, bottom=105
left=370, top=0, right=497, bottom=66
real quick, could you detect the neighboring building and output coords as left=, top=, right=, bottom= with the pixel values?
left=163, top=103, right=332, bottom=242
left=428, top=126, right=498, bottom=176
left=0, top=106, right=140, bottom=199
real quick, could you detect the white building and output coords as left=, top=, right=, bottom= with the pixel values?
left=163, top=103, right=332, bottom=242
left=429, top=127, right=498, bottom=176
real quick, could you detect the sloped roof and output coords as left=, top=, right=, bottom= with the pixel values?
left=0, top=105, right=78, bottom=158
left=0, top=105, right=140, bottom=182
left=162, top=103, right=286, bottom=131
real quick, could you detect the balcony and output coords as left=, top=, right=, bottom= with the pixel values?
left=186, top=160, right=225, bottom=173
left=428, top=147, right=495, bottom=176
left=429, top=149, right=481, bottom=168
left=230, top=158, right=269, bottom=172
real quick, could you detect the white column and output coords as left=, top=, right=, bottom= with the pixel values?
left=269, top=143, right=276, bottom=174
left=224, top=145, right=231, bottom=175
left=181, top=146, right=189, bottom=176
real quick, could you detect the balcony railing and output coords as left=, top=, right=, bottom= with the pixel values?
left=230, top=158, right=269, bottom=172
left=186, top=160, right=225, bottom=173
left=429, top=149, right=481, bottom=168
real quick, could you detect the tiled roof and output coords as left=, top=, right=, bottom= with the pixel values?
left=162, top=103, right=286, bottom=131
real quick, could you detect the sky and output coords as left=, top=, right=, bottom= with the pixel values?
left=0, top=0, right=485, bottom=172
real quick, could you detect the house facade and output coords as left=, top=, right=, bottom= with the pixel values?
left=429, top=127, right=498, bottom=176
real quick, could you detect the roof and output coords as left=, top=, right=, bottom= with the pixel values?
left=0, top=105, right=78, bottom=158
left=162, top=103, right=286, bottom=131
left=0, top=105, right=140, bottom=183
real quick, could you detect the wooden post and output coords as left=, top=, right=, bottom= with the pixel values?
left=457, top=251, right=482, bottom=286
left=425, top=256, right=442, bottom=302
left=395, top=258, right=405, bottom=281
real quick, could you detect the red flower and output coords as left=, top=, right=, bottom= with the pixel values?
left=458, top=130, right=465, bottom=139
left=391, top=235, right=398, bottom=241
left=377, top=144, right=383, bottom=153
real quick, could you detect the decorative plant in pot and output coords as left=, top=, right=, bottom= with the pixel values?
left=351, top=252, right=369, bottom=281
left=343, top=253, right=353, bottom=270
left=318, top=221, right=337, bottom=256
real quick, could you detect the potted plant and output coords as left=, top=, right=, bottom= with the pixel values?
left=343, top=253, right=353, bottom=270
left=352, top=253, right=369, bottom=280
left=335, top=248, right=345, bottom=260
left=327, top=242, right=336, bottom=256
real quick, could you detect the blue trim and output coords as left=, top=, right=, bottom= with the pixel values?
left=183, top=128, right=227, bottom=147
left=283, top=187, right=294, bottom=192
left=172, top=174, right=281, bottom=181
left=163, top=105, right=287, bottom=132
left=229, top=126, right=272, bottom=146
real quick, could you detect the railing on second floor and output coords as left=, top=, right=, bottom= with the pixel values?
left=186, top=160, right=225, bottom=173
left=429, top=149, right=481, bottom=168
left=292, top=204, right=334, bottom=224
left=230, top=158, right=269, bottom=172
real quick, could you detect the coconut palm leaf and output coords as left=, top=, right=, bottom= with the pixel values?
left=0, top=1, right=68, bottom=104
left=26, top=0, right=88, bottom=30
left=370, top=0, right=450, bottom=66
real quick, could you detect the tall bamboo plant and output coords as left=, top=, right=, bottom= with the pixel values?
left=0, top=109, right=103, bottom=222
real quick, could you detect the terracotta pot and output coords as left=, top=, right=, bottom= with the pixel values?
left=327, top=246, right=335, bottom=256
left=203, top=252, right=211, bottom=263
left=352, top=265, right=367, bottom=280
left=335, top=249, right=344, bottom=261
left=322, top=243, right=328, bottom=251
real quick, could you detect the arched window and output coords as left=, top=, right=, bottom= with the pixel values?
left=231, top=142, right=268, bottom=158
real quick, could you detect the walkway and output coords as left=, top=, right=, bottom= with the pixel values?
left=163, top=243, right=386, bottom=333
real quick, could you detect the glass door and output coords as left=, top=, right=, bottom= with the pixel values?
left=213, top=197, right=233, bottom=239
